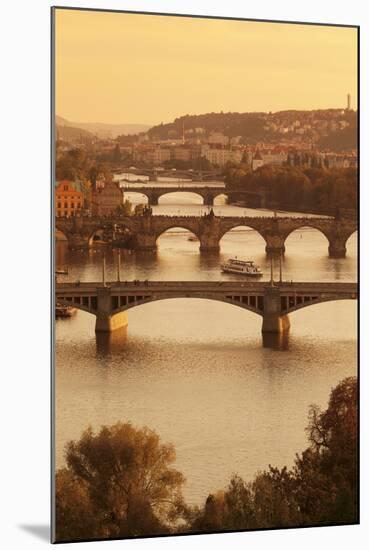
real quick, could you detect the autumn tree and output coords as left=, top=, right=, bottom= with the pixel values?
left=293, top=376, right=358, bottom=525
left=55, top=422, right=185, bottom=541
left=188, top=377, right=358, bottom=533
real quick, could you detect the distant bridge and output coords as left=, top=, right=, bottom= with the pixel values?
left=56, top=280, right=357, bottom=339
left=56, top=214, right=357, bottom=257
left=112, top=167, right=222, bottom=182
left=120, top=183, right=264, bottom=207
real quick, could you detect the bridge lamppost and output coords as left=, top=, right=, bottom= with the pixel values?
left=270, top=256, right=274, bottom=287
left=117, top=250, right=121, bottom=283
left=102, top=254, right=106, bottom=287
left=279, top=251, right=283, bottom=283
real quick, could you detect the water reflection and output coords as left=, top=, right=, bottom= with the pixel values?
left=55, top=195, right=357, bottom=505
left=96, top=327, right=128, bottom=356
left=262, top=330, right=290, bottom=350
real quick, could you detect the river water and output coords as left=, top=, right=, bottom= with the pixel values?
left=55, top=187, right=357, bottom=505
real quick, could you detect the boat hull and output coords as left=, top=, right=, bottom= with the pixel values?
left=221, top=267, right=263, bottom=276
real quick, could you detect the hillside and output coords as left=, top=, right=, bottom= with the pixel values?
left=148, top=110, right=357, bottom=150
left=56, top=115, right=150, bottom=138
left=56, top=121, right=94, bottom=143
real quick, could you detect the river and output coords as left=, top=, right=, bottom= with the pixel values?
left=55, top=187, right=357, bottom=505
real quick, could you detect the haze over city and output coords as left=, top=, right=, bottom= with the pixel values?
left=55, top=9, right=357, bottom=126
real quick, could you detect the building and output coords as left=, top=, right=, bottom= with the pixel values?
left=172, top=147, right=192, bottom=162
left=208, top=132, right=229, bottom=146
left=261, top=150, right=288, bottom=166
left=203, top=146, right=242, bottom=167
left=91, top=180, right=124, bottom=216
left=55, top=180, right=84, bottom=218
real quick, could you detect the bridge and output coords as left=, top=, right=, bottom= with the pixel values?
left=119, top=183, right=264, bottom=207
left=112, top=167, right=222, bottom=182
left=120, top=183, right=228, bottom=206
left=56, top=214, right=357, bottom=257
left=56, top=280, right=357, bottom=340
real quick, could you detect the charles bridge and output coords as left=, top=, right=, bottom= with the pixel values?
left=56, top=213, right=357, bottom=257
left=56, top=280, right=358, bottom=340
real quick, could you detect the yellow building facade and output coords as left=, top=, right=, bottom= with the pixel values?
left=55, top=180, right=84, bottom=217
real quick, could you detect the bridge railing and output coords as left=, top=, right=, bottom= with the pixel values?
left=56, top=280, right=357, bottom=291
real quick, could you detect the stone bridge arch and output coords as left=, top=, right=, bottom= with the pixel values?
left=122, top=190, right=150, bottom=204
left=109, top=294, right=264, bottom=317
left=218, top=221, right=269, bottom=253
left=281, top=223, right=331, bottom=256
left=281, top=221, right=332, bottom=243
left=279, top=218, right=358, bottom=258
left=155, top=224, right=202, bottom=244
left=219, top=223, right=268, bottom=243
left=282, top=294, right=356, bottom=315
left=156, top=189, right=206, bottom=205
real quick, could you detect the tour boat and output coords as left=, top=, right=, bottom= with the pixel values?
left=56, top=303, right=77, bottom=318
left=221, top=257, right=263, bottom=276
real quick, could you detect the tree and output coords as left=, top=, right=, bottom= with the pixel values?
left=294, top=376, right=358, bottom=525
left=55, top=422, right=185, bottom=541
left=187, top=377, right=358, bottom=533
left=112, top=143, right=121, bottom=163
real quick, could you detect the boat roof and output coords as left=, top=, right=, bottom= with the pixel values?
left=229, top=258, right=255, bottom=264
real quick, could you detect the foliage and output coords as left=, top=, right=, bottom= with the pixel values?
left=116, top=199, right=133, bottom=216
left=56, top=147, right=112, bottom=184
left=55, top=422, right=185, bottom=541
left=188, top=377, right=358, bottom=532
left=224, top=164, right=357, bottom=215
left=55, top=378, right=357, bottom=540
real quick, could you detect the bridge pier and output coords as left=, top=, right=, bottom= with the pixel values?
left=264, top=235, right=285, bottom=257
left=262, top=287, right=290, bottom=334
left=262, top=313, right=290, bottom=333
left=199, top=235, right=220, bottom=253
left=328, top=240, right=347, bottom=258
left=265, top=245, right=285, bottom=257
left=149, top=196, right=159, bottom=206
left=135, top=232, right=157, bottom=251
left=95, top=287, right=128, bottom=333
left=203, top=195, right=214, bottom=206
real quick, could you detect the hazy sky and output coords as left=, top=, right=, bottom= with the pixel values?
left=55, top=9, right=358, bottom=125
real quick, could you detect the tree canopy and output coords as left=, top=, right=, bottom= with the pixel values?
left=55, top=377, right=358, bottom=541
left=55, top=422, right=185, bottom=541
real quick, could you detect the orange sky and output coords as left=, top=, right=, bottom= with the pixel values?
left=55, top=9, right=358, bottom=125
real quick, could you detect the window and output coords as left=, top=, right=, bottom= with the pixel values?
left=71, top=203, right=75, bottom=209
left=64, top=211, right=68, bottom=216
left=57, top=202, right=61, bottom=208
left=64, top=202, right=68, bottom=208
left=64, top=185, right=68, bottom=191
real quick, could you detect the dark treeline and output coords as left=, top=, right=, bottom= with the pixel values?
left=224, top=164, right=357, bottom=217
left=55, top=377, right=357, bottom=542
left=56, top=147, right=113, bottom=184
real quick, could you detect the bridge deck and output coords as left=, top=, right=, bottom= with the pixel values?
left=56, top=281, right=357, bottom=294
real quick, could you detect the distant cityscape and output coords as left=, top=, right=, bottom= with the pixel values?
left=55, top=100, right=357, bottom=220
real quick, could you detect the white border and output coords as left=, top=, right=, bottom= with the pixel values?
left=1, top=1, right=367, bottom=548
